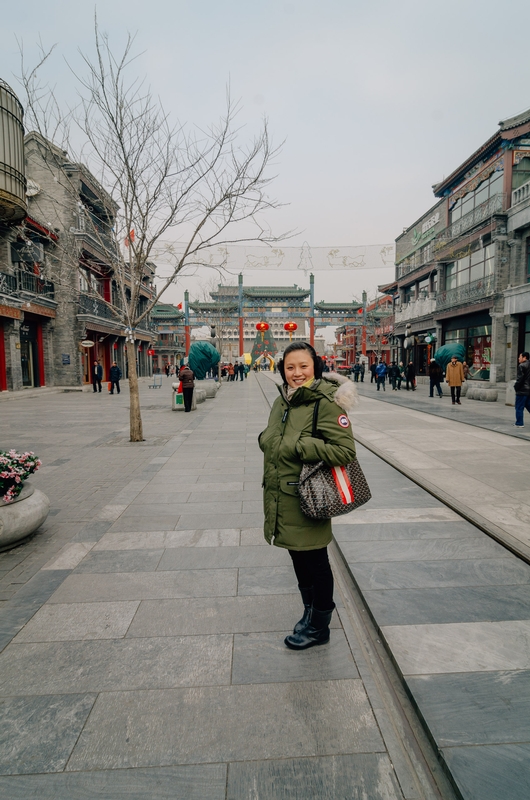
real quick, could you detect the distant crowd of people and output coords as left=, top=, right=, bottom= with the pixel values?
left=351, top=355, right=468, bottom=404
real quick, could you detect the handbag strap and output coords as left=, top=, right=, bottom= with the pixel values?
left=311, top=399, right=322, bottom=438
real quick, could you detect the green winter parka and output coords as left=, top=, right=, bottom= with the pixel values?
left=259, top=375, right=357, bottom=550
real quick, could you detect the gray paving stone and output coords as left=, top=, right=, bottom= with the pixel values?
left=66, top=680, right=384, bottom=770
left=237, top=566, right=298, bottom=595
left=0, top=570, right=70, bottom=653
left=121, top=501, right=240, bottom=517
left=232, top=630, right=358, bottom=684
left=74, top=549, right=164, bottom=573
left=157, top=545, right=289, bottom=571
left=0, top=693, right=96, bottom=775
left=0, top=765, right=227, bottom=800
left=71, top=520, right=113, bottom=542
left=407, top=670, right=530, bottom=746
left=226, top=753, right=404, bottom=800
left=108, top=517, right=181, bottom=532
left=13, top=601, right=139, bottom=642
left=338, top=536, right=511, bottom=563
left=333, top=520, right=484, bottom=542
left=127, top=595, right=341, bottom=637
left=47, top=569, right=237, bottom=603
left=442, top=744, right=530, bottom=800
left=363, top=585, right=530, bottom=626
left=0, top=635, right=232, bottom=694
left=382, top=619, right=530, bottom=674
left=94, top=529, right=241, bottom=550
left=175, top=512, right=263, bottom=530
left=351, top=557, right=530, bottom=591
left=240, top=527, right=267, bottom=546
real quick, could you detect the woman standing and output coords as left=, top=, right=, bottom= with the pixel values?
left=259, top=342, right=357, bottom=650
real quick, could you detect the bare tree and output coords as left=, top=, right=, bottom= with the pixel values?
left=19, top=23, right=284, bottom=440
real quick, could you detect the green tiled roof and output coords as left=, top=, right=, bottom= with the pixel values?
left=151, top=303, right=185, bottom=319
left=315, top=302, right=362, bottom=311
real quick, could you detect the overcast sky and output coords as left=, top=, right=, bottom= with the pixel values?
left=3, top=0, right=530, bottom=307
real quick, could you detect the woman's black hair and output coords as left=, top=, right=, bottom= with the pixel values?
left=278, top=341, right=323, bottom=383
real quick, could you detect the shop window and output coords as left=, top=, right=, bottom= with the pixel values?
left=513, top=156, right=530, bottom=191
left=449, top=168, right=504, bottom=224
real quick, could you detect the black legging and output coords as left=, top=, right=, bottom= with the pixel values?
left=288, top=547, right=334, bottom=610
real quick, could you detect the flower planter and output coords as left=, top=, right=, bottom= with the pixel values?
left=0, top=482, right=50, bottom=552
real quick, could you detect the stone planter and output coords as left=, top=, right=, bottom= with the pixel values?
left=0, top=482, right=50, bottom=552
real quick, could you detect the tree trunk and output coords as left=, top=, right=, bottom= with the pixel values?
left=126, top=341, right=144, bottom=442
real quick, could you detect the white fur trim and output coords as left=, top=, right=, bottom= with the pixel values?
left=321, top=372, right=358, bottom=411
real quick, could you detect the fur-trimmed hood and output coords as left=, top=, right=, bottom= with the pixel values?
left=321, top=371, right=358, bottom=413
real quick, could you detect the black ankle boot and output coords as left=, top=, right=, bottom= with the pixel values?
left=284, top=605, right=335, bottom=650
left=294, top=587, right=313, bottom=634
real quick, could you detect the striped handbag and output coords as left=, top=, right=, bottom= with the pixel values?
left=298, top=400, right=371, bottom=520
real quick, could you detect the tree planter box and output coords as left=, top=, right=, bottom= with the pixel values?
left=0, top=482, right=50, bottom=552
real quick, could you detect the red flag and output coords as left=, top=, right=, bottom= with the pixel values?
left=177, top=302, right=183, bottom=310
left=124, top=229, right=135, bottom=247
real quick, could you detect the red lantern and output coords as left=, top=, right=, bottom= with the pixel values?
left=113, top=343, right=118, bottom=350
left=256, top=321, right=269, bottom=341
left=284, top=321, right=298, bottom=342
left=147, top=349, right=156, bottom=356
left=138, top=345, right=142, bottom=352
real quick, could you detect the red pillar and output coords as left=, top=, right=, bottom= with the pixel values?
left=309, top=317, right=315, bottom=347
left=239, top=317, right=244, bottom=357
left=361, top=325, right=367, bottom=357
left=0, top=321, right=7, bottom=391
left=36, top=321, right=45, bottom=387
left=185, top=326, right=190, bottom=356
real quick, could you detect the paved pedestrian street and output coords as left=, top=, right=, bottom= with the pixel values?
left=1, top=374, right=529, bottom=798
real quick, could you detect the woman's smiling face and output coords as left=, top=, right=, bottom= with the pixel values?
left=283, top=350, right=315, bottom=389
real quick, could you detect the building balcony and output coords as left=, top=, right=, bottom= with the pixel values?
left=395, top=294, right=436, bottom=323
left=0, top=269, right=55, bottom=299
left=433, top=194, right=506, bottom=254
left=512, top=179, right=530, bottom=208
left=435, top=273, right=495, bottom=312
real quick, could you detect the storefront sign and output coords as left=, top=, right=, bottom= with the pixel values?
left=62, top=354, right=71, bottom=365
left=0, top=304, right=22, bottom=320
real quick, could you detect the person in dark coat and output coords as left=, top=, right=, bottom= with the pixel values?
left=109, top=361, right=122, bottom=395
left=352, top=363, right=361, bottom=382
left=179, top=364, right=195, bottom=412
left=370, top=362, right=377, bottom=383
left=360, top=363, right=365, bottom=382
left=514, top=351, right=530, bottom=427
left=259, top=342, right=357, bottom=651
left=238, top=362, right=245, bottom=381
left=405, top=361, right=416, bottom=391
left=388, top=361, right=400, bottom=391
left=428, top=359, right=443, bottom=398
left=92, top=360, right=103, bottom=393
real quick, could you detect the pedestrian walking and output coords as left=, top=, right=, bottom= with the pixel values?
left=388, top=361, right=400, bottom=391
left=370, top=362, right=377, bottom=383
left=109, top=361, right=122, bottom=394
left=397, top=361, right=405, bottom=390
left=234, top=361, right=240, bottom=381
left=92, top=360, right=103, bottom=393
left=445, top=355, right=465, bottom=405
left=238, top=362, right=245, bottom=381
left=259, top=342, right=357, bottom=650
left=428, top=358, right=443, bottom=398
left=375, top=360, right=387, bottom=391
left=179, top=363, right=195, bottom=412
left=228, top=363, right=235, bottom=381
left=352, top=362, right=361, bottom=382
left=405, top=361, right=416, bottom=391
left=514, top=351, right=530, bottom=427
left=360, top=363, right=365, bottom=382
left=165, top=364, right=170, bottom=377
